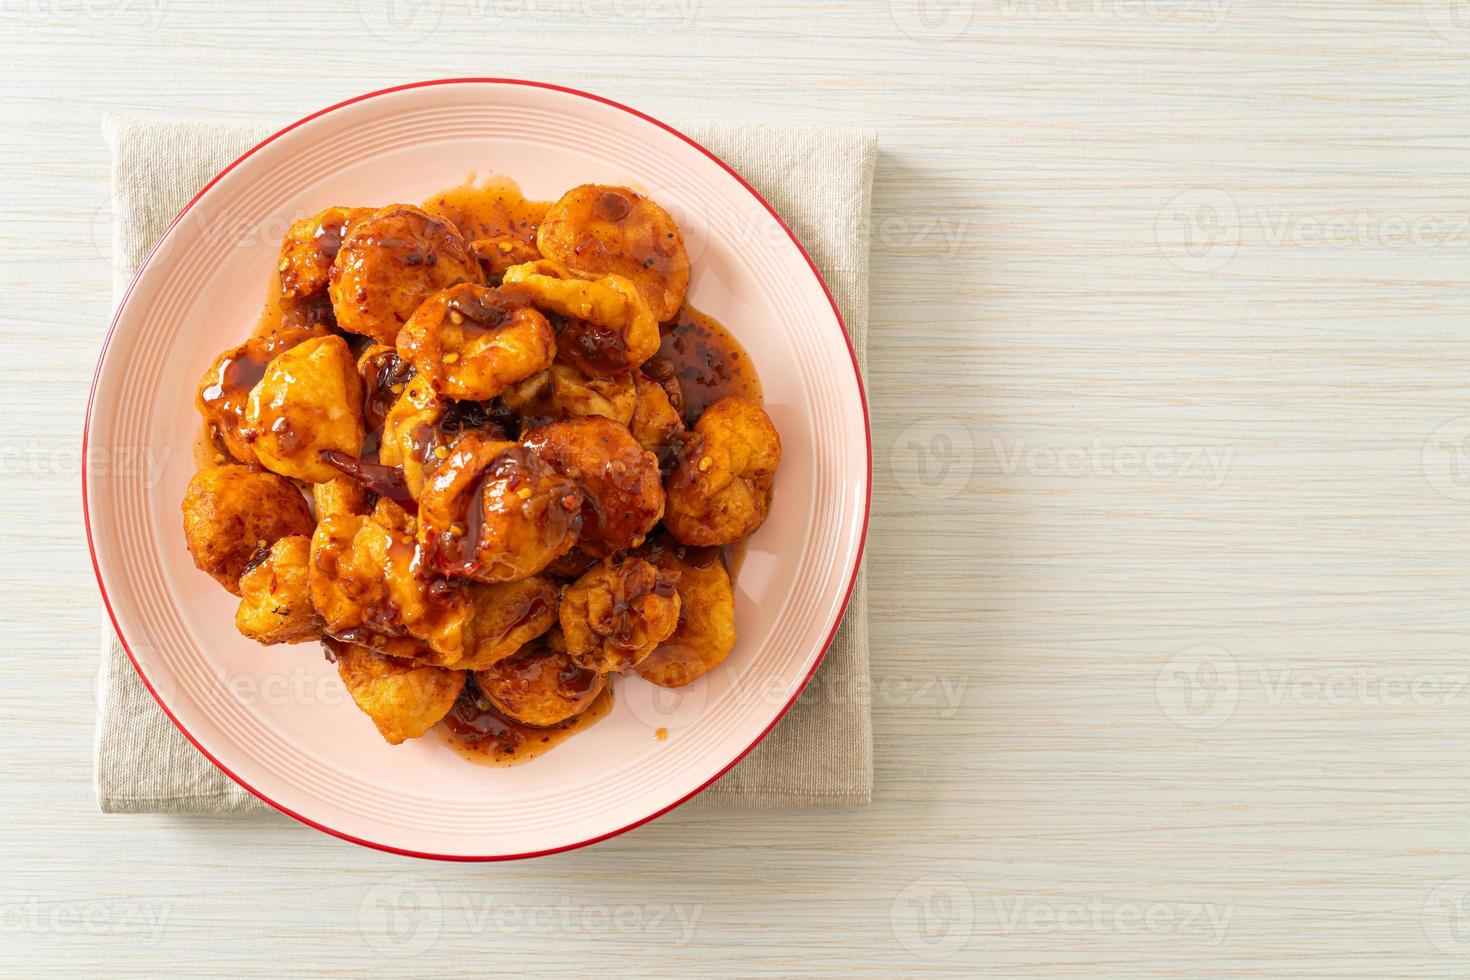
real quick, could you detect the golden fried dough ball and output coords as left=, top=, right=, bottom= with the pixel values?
left=560, top=557, right=681, bottom=673
left=278, top=206, right=371, bottom=301
left=235, top=535, right=318, bottom=645
left=196, top=326, right=325, bottom=466
left=631, top=375, right=683, bottom=456
left=313, top=477, right=367, bottom=520
left=243, top=334, right=365, bottom=484
left=181, top=464, right=315, bottom=595
left=665, top=396, right=781, bottom=546
left=536, top=184, right=689, bottom=321
left=396, top=283, right=555, bottom=401
left=335, top=643, right=465, bottom=745
left=521, top=417, right=664, bottom=557
left=456, top=576, right=559, bottom=670
left=501, top=259, right=659, bottom=375
left=635, top=540, right=736, bottom=687
left=417, top=433, right=584, bottom=583
left=469, top=235, right=541, bottom=278
left=328, top=204, right=480, bottom=345
left=473, top=637, right=605, bottom=727
left=307, top=514, right=472, bottom=663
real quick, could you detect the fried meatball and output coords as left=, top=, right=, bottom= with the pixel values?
left=243, top=334, right=366, bottom=484
left=195, top=326, right=325, bottom=466
left=560, top=557, right=680, bottom=674
left=235, top=535, right=318, bottom=645
left=396, top=282, right=554, bottom=401
left=181, top=464, right=314, bottom=595
left=417, top=433, right=583, bottom=583
left=536, top=184, right=689, bottom=321
left=335, top=643, right=465, bottom=745
left=521, top=416, right=664, bottom=557
left=635, top=539, right=736, bottom=687
left=278, top=206, right=371, bottom=301
left=457, top=576, right=560, bottom=670
left=328, top=204, right=480, bottom=345
left=664, top=396, right=780, bottom=546
left=473, top=637, right=605, bottom=727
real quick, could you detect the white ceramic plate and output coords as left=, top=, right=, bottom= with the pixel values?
left=85, top=79, right=869, bottom=859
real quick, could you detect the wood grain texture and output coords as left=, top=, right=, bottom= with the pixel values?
left=4, top=0, right=1470, bottom=974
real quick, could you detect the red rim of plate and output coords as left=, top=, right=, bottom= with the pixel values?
left=82, top=77, right=873, bottom=862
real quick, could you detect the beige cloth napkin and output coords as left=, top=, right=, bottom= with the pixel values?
left=96, top=115, right=874, bottom=814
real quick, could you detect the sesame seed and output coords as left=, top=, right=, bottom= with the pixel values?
left=434, top=445, right=449, bottom=459
left=448, top=310, right=464, bottom=325
left=443, top=352, right=460, bottom=364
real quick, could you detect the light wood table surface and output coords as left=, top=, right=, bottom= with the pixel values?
left=5, top=1, right=1470, bottom=974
